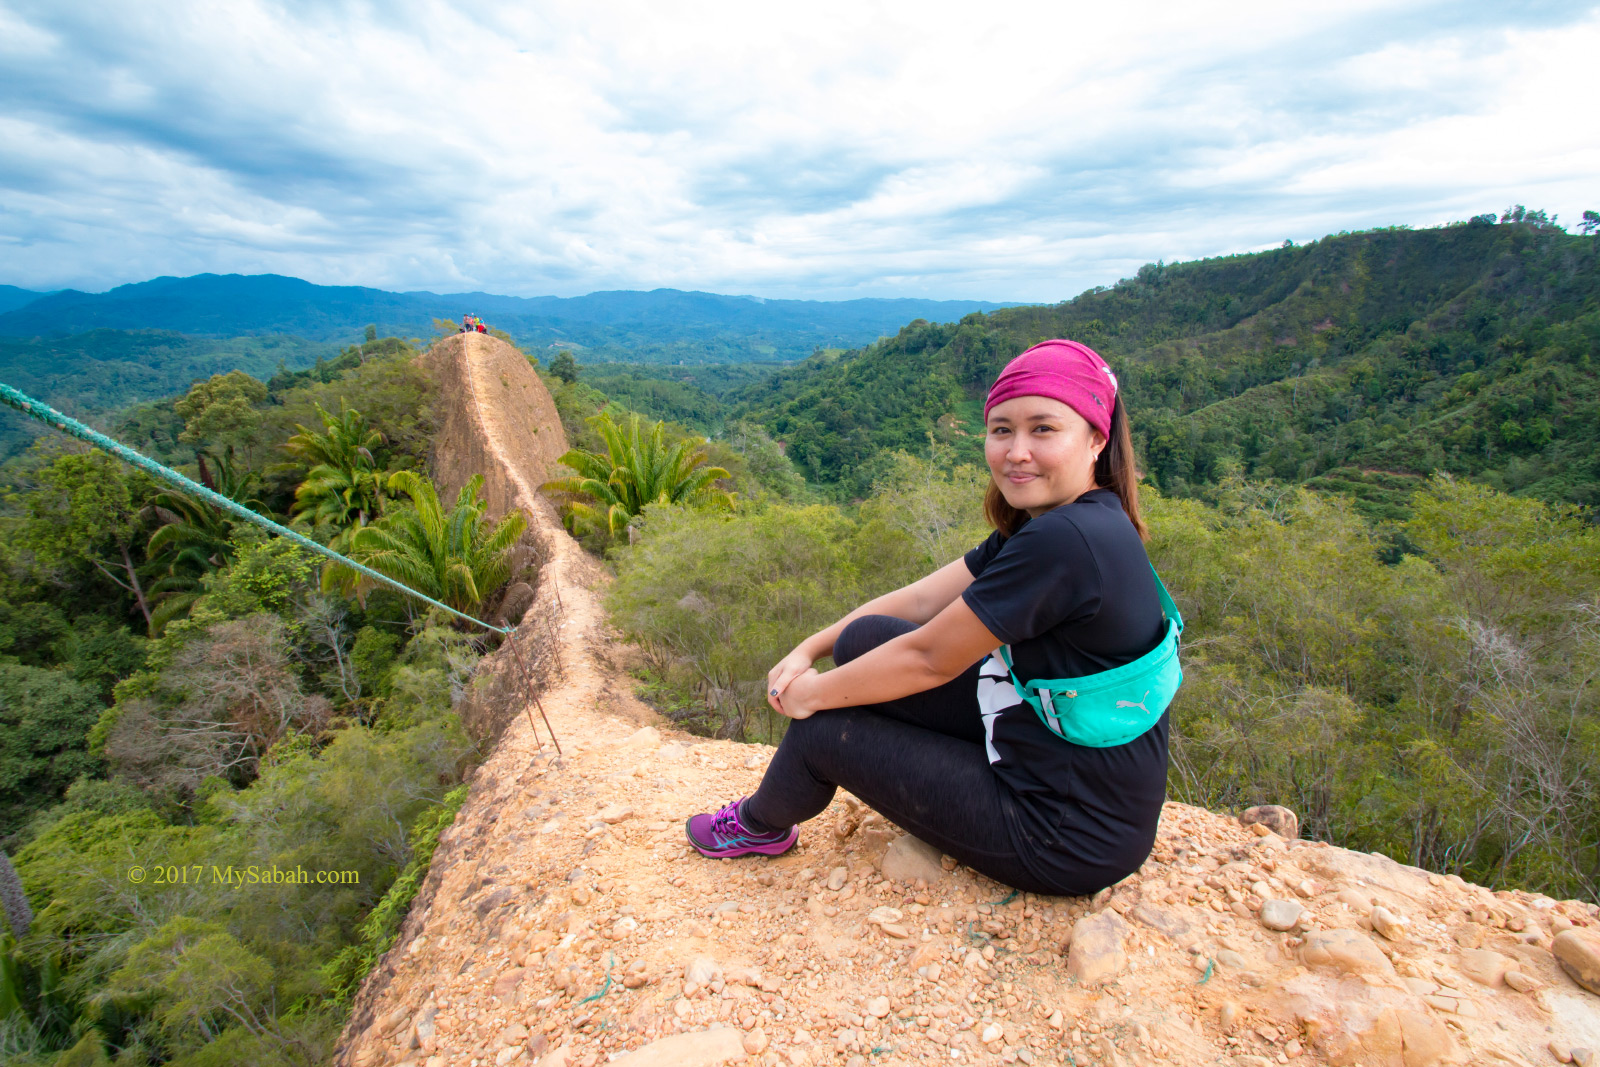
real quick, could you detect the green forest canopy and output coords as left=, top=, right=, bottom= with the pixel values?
left=0, top=332, right=338, bottom=461
left=728, top=215, right=1600, bottom=513
left=0, top=333, right=538, bottom=1066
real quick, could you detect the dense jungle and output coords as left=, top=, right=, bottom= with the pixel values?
left=0, top=330, right=536, bottom=1065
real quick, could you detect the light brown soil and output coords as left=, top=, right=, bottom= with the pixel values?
left=420, top=331, right=572, bottom=523
left=335, top=335, right=1600, bottom=1067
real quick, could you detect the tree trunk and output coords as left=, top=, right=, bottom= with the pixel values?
left=121, top=541, right=153, bottom=629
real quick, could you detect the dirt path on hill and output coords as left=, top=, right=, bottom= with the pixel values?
left=335, top=335, right=1600, bottom=1067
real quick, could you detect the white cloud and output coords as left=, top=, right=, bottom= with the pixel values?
left=0, top=0, right=1596, bottom=300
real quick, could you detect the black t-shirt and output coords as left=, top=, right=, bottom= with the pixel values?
left=960, top=488, right=1170, bottom=891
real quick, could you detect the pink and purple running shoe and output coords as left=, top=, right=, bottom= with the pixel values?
left=685, top=797, right=798, bottom=858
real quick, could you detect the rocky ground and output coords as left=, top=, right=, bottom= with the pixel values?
left=335, top=334, right=1600, bottom=1067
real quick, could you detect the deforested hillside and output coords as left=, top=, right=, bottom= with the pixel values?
left=736, top=217, right=1600, bottom=513
left=421, top=332, right=572, bottom=521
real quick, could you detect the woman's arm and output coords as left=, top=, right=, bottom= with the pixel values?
left=811, top=556, right=976, bottom=657
left=766, top=556, right=976, bottom=704
left=776, top=594, right=1001, bottom=719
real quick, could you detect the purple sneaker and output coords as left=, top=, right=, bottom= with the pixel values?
left=686, top=797, right=798, bottom=858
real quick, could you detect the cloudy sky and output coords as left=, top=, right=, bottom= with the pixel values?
left=2, top=1, right=1597, bottom=301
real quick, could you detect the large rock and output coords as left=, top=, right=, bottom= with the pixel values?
left=1391, top=1008, right=1458, bottom=1067
left=492, top=967, right=527, bottom=997
left=879, top=834, right=945, bottom=884
left=1303, top=848, right=1433, bottom=901
left=1259, top=899, right=1304, bottom=932
left=1299, top=929, right=1397, bottom=978
left=1129, top=904, right=1192, bottom=940
left=1456, top=948, right=1511, bottom=987
left=1239, top=805, right=1299, bottom=839
left=411, top=1002, right=438, bottom=1053
left=1553, top=929, right=1600, bottom=995
left=907, top=938, right=944, bottom=975
left=1286, top=979, right=1457, bottom=1067
left=1337, top=888, right=1376, bottom=914
left=622, top=727, right=662, bottom=751
left=685, top=957, right=722, bottom=985
left=1371, top=906, right=1408, bottom=941
left=612, top=1029, right=748, bottom=1067
left=1066, top=910, right=1129, bottom=985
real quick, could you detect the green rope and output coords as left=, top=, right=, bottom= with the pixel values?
left=0, top=381, right=510, bottom=634
left=578, top=954, right=616, bottom=1004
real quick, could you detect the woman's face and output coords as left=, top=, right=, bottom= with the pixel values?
left=984, top=394, right=1106, bottom=517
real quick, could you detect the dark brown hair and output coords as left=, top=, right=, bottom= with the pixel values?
left=982, top=392, right=1147, bottom=540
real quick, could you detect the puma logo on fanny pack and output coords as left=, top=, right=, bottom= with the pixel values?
left=1115, top=690, right=1152, bottom=713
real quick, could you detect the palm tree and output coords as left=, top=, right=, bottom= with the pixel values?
left=541, top=411, right=733, bottom=538
left=143, top=449, right=267, bottom=633
left=284, top=403, right=387, bottom=534
left=284, top=402, right=385, bottom=470
left=338, top=471, right=526, bottom=613
left=293, top=464, right=386, bottom=553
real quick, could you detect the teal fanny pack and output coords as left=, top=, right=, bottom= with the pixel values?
left=996, top=563, right=1183, bottom=748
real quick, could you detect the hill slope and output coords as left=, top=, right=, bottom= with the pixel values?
left=0, top=285, right=49, bottom=315
left=334, top=333, right=1600, bottom=1067
left=0, top=329, right=335, bottom=459
left=736, top=221, right=1600, bottom=511
left=0, top=274, right=1018, bottom=363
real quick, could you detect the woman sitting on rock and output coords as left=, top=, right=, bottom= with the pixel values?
left=685, top=339, right=1178, bottom=896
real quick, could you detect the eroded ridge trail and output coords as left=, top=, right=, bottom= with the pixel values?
left=339, top=334, right=1600, bottom=1067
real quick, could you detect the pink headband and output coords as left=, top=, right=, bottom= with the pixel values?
left=983, top=339, right=1118, bottom=438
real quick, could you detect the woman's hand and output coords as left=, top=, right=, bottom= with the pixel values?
left=772, top=668, right=822, bottom=720
left=766, top=647, right=817, bottom=714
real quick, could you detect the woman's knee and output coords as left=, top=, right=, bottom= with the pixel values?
left=779, top=711, right=834, bottom=753
left=834, top=614, right=917, bottom=665
left=779, top=706, right=868, bottom=764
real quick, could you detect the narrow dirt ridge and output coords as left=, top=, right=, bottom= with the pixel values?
left=419, top=331, right=572, bottom=524
left=337, top=333, right=1600, bottom=1067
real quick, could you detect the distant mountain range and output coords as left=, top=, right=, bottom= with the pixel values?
left=0, top=285, right=51, bottom=316
left=0, top=274, right=1019, bottom=363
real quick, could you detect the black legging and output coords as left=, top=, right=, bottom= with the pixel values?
left=741, top=615, right=1073, bottom=894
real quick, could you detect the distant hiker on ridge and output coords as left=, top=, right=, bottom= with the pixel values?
left=685, top=339, right=1183, bottom=896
